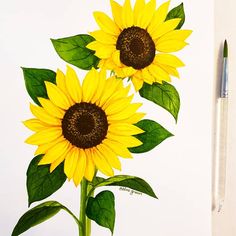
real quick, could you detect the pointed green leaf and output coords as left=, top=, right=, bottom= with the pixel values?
left=51, top=34, right=100, bottom=70
left=22, top=68, right=56, bottom=106
left=166, top=3, right=185, bottom=29
left=139, top=82, right=180, bottom=122
left=129, top=119, right=173, bottom=153
left=12, top=201, right=63, bottom=236
left=91, top=175, right=157, bottom=199
left=86, top=191, right=115, bottom=233
left=27, top=155, right=67, bottom=206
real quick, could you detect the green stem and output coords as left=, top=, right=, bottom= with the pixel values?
left=79, top=179, right=88, bottom=236
left=86, top=184, right=94, bottom=236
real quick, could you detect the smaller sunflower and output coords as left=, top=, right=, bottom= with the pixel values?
left=87, top=0, right=192, bottom=91
left=24, top=66, right=145, bottom=186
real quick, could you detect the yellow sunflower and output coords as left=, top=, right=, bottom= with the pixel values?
left=23, top=66, right=145, bottom=186
left=87, top=0, right=192, bottom=91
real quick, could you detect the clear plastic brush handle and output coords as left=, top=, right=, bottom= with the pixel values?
left=214, top=97, right=228, bottom=212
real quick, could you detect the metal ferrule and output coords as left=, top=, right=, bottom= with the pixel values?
left=220, top=58, right=228, bottom=98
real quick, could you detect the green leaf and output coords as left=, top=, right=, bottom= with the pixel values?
left=129, top=119, right=173, bottom=153
left=90, top=176, right=105, bottom=186
left=166, top=3, right=185, bottom=29
left=91, top=175, right=157, bottom=199
left=139, top=82, right=180, bottom=122
left=12, top=201, right=63, bottom=236
left=22, top=68, right=56, bottom=106
left=86, top=191, right=115, bottom=233
left=51, top=34, right=100, bottom=70
left=27, top=155, right=67, bottom=206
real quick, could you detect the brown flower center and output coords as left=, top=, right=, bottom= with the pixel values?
left=116, top=26, right=156, bottom=70
left=62, top=103, right=108, bottom=149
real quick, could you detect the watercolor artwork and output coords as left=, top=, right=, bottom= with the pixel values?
left=10, top=0, right=192, bottom=235
left=0, top=0, right=215, bottom=234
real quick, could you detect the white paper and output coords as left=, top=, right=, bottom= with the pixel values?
left=0, top=0, right=213, bottom=235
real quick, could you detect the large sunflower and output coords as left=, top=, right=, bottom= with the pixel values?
left=87, top=0, right=192, bottom=91
left=24, top=66, right=144, bottom=186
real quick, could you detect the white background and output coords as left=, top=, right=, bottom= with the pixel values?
left=0, top=0, right=213, bottom=235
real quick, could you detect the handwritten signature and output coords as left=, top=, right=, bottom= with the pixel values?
left=119, top=187, right=142, bottom=196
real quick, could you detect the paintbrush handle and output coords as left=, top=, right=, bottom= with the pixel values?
left=215, top=97, right=228, bottom=212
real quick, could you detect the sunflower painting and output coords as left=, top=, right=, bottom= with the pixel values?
left=24, top=66, right=144, bottom=186
left=87, top=0, right=192, bottom=91
left=12, top=0, right=192, bottom=235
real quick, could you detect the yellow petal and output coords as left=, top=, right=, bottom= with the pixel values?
left=23, top=119, right=48, bottom=132
left=156, top=40, right=188, bottom=52
left=45, top=81, right=71, bottom=110
left=98, top=76, right=123, bottom=106
left=103, top=138, right=132, bottom=158
left=131, top=75, right=144, bottom=91
left=90, top=30, right=117, bottom=45
left=86, top=41, right=99, bottom=51
left=109, top=123, right=144, bottom=135
left=141, top=68, right=155, bottom=84
left=38, top=98, right=65, bottom=119
left=87, top=41, right=116, bottom=59
left=159, top=64, right=180, bottom=78
left=64, top=148, right=78, bottom=180
left=90, top=70, right=107, bottom=104
left=39, top=140, right=70, bottom=165
left=158, top=30, right=193, bottom=43
left=115, top=66, right=136, bottom=78
left=121, top=112, right=146, bottom=124
left=101, top=84, right=131, bottom=110
left=25, top=127, right=62, bottom=145
left=134, top=0, right=145, bottom=25
left=107, top=132, right=142, bottom=148
left=137, top=0, right=156, bottom=29
left=92, top=148, right=114, bottom=176
left=148, top=0, right=170, bottom=35
left=122, top=0, right=134, bottom=28
left=148, top=64, right=171, bottom=82
left=154, top=54, right=185, bottom=67
left=56, top=69, right=74, bottom=105
left=98, top=58, right=116, bottom=70
left=150, top=18, right=181, bottom=39
left=34, top=136, right=65, bottom=155
left=108, top=103, right=142, bottom=121
left=65, top=65, right=82, bottom=103
left=73, top=149, right=87, bottom=186
left=93, top=11, right=120, bottom=36
left=30, top=103, right=61, bottom=125
left=84, top=149, right=95, bottom=181
left=98, top=59, right=106, bottom=68
left=50, top=154, right=66, bottom=173
left=112, top=50, right=122, bottom=67
left=110, top=0, right=123, bottom=29
left=97, top=144, right=121, bottom=171
left=82, top=68, right=99, bottom=102
left=56, top=69, right=66, bottom=91
left=105, top=95, right=133, bottom=115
